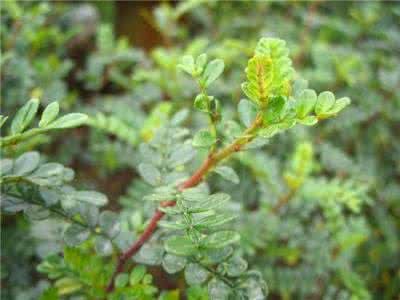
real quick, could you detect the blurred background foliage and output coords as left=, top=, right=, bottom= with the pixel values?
left=1, top=1, right=399, bottom=299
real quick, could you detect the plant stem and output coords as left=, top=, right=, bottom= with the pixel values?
left=105, top=113, right=263, bottom=293
left=105, top=200, right=175, bottom=292
left=271, top=188, right=297, bottom=213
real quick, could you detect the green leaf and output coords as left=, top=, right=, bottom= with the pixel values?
left=242, top=55, right=272, bottom=104
left=170, top=109, right=189, bottom=126
left=39, top=287, right=60, bottom=300
left=63, top=224, right=90, bottom=246
left=195, top=53, right=208, bottom=72
left=72, top=191, right=108, bottom=206
left=194, top=94, right=210, bottom=112
left=203, top=59, right=224, bottom=86
left=24, top=204, right=50, bottom=220
left=178, top=55, right=195, bottom=75
left=195, top=214, right=236, bottom=229
left=187, top=192, right=231, bottom=213
left=39, top=102, right=60, bottom=127
left=0, top=158, right=13, bottom=176
left=143, top=192, right=175, bottom=202
left=255, top=38, right=294, bottom=95
left=39, top=187, right=61, bottom=206
left=182, top=186, right=209, bottom=202
left=28, top=163, right=65, bottom=185
left=315, top=91, right=335, bottom=115
left=10, top=98, right=39, bottom=135
left=135, top=243, right=164, bottom=265
left=329, top=97, right=351, bottom=114
left=168, top=144, right=196, bottom=168
left=47, top=113, right=88, bottom=129
left=158, top=220, right=188, bottom=230
left=95, top=236, right=113, bottom=256
left=208, top=278, right=231, bottom=300
left=185, top=263, right=209, bottom=285
left=0, top=115, right=8, bottom=128
left=203, top=231, right=240, bottom=249
left=13, top=151, right=40, bottom=175
left=164, top=235, right=197, bottom=256
left=162, top=254, right=187, bottom=274
left=264, top=95, right=286, bottom=123
left=2, top=195, right=28, bottom=213
left=115, top=273, right=129, bottom=288
left=296, top=89, right=317, bottom=118
left=99, top=211, right=120, bottom=238
left=297, top=115, right=318, bottom=126
left=213, top=166, right=240, bottom=184
left=225, top=256, right=248, bottom=277
left=79, top=205, right=99, bottom=228
left=55, top=277, right=82, bottom=296
left=192, top=129, right=216, bottom=148
left=139, top=143, right=162, bottom=166
left=130, top=265, right=146, bottom=285
left=238, top=99, right=258, bottom=127
left=203, top=247, right=234, bottom=265
left=138, top=163, right=162, bottom=186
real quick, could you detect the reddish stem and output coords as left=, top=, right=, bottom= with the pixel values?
left=105, top=156, right=214, bottom=293
left=106, top=200, right=175, bottom=292
left=105, top=115, right=262, bottom=293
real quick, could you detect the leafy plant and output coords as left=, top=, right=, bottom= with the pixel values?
left=2, top=1, right=398, bottom=300
left=1, top=34, right=351, bottom=299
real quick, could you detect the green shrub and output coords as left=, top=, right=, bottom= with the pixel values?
left=1, top=1, right=398, bottom=300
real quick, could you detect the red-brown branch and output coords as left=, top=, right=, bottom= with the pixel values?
left=105, top=115, right=262, bottom=293
left=105, top=156, right=214, bottom=293
left=106, top=200, right=175, bottom=292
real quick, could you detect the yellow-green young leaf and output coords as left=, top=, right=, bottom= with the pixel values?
left=298, top=115, right=318, bottom=126
left=130, top=265, right=146, bottom=285
left=255, top=38, right=294, bottom=96
left=203, top=231, right=240, bottom=248
left=242, top=55, right=272, bottom=105
left=39, top=102, right=59, bottom=128
left=296, top=89, right=317, bottom=118
left=195, top=53, right=208, bottom=72
left=328, top=97, right=351, bottom=115
left=47, top=113, right=88, bottom=129
left=315, top=91, right=335, bottom=115
left=10, top=98, right=40, bottom=135
left=203, top=59, right=224, bottom=86
left=115, top=273, right=129, bottom=288
left=0, top=115, right=8, bottom=128
left=192, top=129, right=216, bottom=148
left=164, top=235, right=197, bottom=256
left=178, top=55, right=195, bottom=75
left=55, top=277, right=82, bottom=296
left=264, top=95, right=286, bottom=124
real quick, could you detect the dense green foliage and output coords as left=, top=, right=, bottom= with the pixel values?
left=1, top=1, right=399, bottom=300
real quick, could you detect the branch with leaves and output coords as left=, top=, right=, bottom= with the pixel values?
left=105, top=37, right=350, bottom=297
left=1, top=37, right=351, bottom=300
